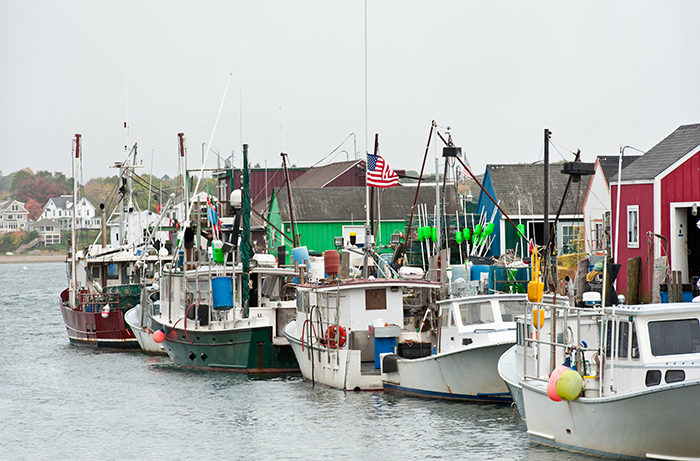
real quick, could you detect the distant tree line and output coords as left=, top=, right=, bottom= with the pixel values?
left=0, top=168, right=217, bottom=222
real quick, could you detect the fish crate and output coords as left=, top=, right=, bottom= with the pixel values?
left=397, top=341, right=433, bottom=359
left=488, top=266, right=530, bottom=294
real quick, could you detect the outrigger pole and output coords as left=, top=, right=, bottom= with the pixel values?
left=401, top=121, right=435, bottom=264
left=399, top=122, right=529, bottom=266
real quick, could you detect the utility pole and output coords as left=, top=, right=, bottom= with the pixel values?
left=544, top=128, right=556, bottom=373
left=543, top=128, right=551, bottom=279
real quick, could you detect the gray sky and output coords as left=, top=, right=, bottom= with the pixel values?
left=2, top=1, right=699, bottom=180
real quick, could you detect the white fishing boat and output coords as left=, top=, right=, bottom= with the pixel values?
left=124, top=292, right=166, bottom=354
left=497, top=296, right=601, bottom=419
left=513, top=299, right=700, bottom=459
left=283, top=278, right=441, bottom=391
left=380, top=293, right=520, bottom=402
left=382, top=292, right=568, bottom=403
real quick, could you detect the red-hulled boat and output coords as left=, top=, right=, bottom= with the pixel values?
left=59, top=287, right=138, bottom=348
left=59, top=134, right=167, bottom=349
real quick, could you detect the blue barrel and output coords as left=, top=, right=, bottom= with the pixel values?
left=291, top=246, right=310, bottom=283
left=470, top=264, right=490, bottom=282
left=212, top=276, right=233, bottom=310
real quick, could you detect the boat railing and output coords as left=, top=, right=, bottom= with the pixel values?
left=521, top=301, right=604, bottom=385
left=78, top=292, right=121, bottom=312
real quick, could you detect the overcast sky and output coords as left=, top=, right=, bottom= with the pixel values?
left=2, top=1, right=699, bottom=180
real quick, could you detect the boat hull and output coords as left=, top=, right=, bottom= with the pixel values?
left=155, top=317, right=298, bottom=374
left=522, top=379, right=700, bottom=460
left=497, top=345, right=525, bottom=417
left=58, top=297, right=138, bottom=349
left=124, top=306, right=166, bottom=355
left=284, top=320, right=383, bottom=391
left=382, top=342, right=513, bottom=403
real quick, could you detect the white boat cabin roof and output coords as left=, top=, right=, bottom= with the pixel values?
left=296, top=278, right=441, bottom=292
left=604, top=302, right=700, bottom=317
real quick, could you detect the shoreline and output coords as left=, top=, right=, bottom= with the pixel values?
left=0, top=254, right=66, bottom=264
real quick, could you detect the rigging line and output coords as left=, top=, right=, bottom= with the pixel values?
left=535, top=141, right=544, bottom=163
left=310, top=133, right=357, bottom=168
left=187, top=73, right=233, bottom=225
left=550, top=137, right=576, bottom=155
left=132, top=173, right=167, bottom=197
left=250, top=169, right=286, bottom=204
left=550, top=141, right=568, bottom=162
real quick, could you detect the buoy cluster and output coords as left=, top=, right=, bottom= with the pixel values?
left=547, top=365, right=583, bottom=401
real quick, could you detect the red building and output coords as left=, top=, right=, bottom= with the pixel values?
left=612, top=124, right=700, bottom=302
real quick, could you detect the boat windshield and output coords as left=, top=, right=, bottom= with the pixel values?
left=459, top=302, right=494, bottom=326
left=648, top=318, right=700, bottom=356
left=499, top=300, right=525, bottom=322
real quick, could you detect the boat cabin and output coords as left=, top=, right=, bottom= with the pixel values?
left=437, top=294, right=525, bottom=354
left=515, top=301, right=700, bottom=398
left=294, top=279, right=439, bottom=358
left=599, top=304, right=700, bottom=394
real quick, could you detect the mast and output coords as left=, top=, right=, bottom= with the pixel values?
left=280, top=152, right=298, bottom=247
left=71, top=134, right=81, bottom=309
left=241, top=144, right=252, bottom=318
left=434, top=134, right=441, bottom=255
left=543, top=128, right=556, bottom=373
left=178, top=133, right=188, bottom=223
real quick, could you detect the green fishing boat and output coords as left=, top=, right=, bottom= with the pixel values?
left=149, top=143, right=300, bottom=373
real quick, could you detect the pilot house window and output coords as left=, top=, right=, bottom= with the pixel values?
left=459, top=302, right=494, bottom=326
left=365, top=288, right=387, bottom=310
left=648, top=319, right=700, bottom=356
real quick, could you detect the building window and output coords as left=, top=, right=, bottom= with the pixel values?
left=561, top=224, right=583, bottom=254
left=627, top=205, right=639, bottom=248
left=593, top=220, right=604, bottom=251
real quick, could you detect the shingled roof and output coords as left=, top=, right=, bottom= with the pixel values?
left=617, top=123, right=700, bottom=182
left=485, top=163, right=590, bottom=216
left=47, top=195, right=75, bottom=209
left=289, top=160, right=364, bottom=188
left=272, top=186, right=459, bottom=222
left=597, top=155, right=641, bottom=183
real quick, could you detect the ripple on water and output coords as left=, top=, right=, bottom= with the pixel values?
left=0, top=263, right=594, bottom=461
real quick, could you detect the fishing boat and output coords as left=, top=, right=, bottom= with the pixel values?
left=150, top=261, right=299, bottom=372
left=59, top=135, right=169, bottom=348
left=124, top=287, right=166, bottom=354
left=381, top=291, right=569, bottom=402
left=510, top=297, right=700, bottom=459
left=148, top=144, right=300, bottom=373
left=283, top=276, right=441, bottom=391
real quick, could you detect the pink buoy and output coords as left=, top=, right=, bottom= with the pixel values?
left=153, top=329, right=165, bottom=343
left=547, top=365, right=569, bottom=402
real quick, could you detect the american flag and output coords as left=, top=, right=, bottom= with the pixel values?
left=366, top=153, right=399, bottom=188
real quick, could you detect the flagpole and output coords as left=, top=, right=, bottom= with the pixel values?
left=363, top=0, right=369, bottom=278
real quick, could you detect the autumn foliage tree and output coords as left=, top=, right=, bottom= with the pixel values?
left=16, top=176, right=68, bottom=208
left=25, top=199, right=43, bottom=220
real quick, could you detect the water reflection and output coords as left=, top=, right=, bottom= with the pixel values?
left=0, top=263, right=594, bottom=461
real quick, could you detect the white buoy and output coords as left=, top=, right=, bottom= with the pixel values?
left=101, top=304, right=111, bottom=318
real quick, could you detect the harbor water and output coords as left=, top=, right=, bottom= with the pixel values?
left=0, top=262, right=593, bottom=460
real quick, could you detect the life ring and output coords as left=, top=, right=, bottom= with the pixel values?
left=324, top=325, right=347, bottom=348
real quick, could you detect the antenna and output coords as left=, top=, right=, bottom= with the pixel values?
left=123, top=1, right=129, bottom=153
left=279, top=105, right=288, bottom=153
